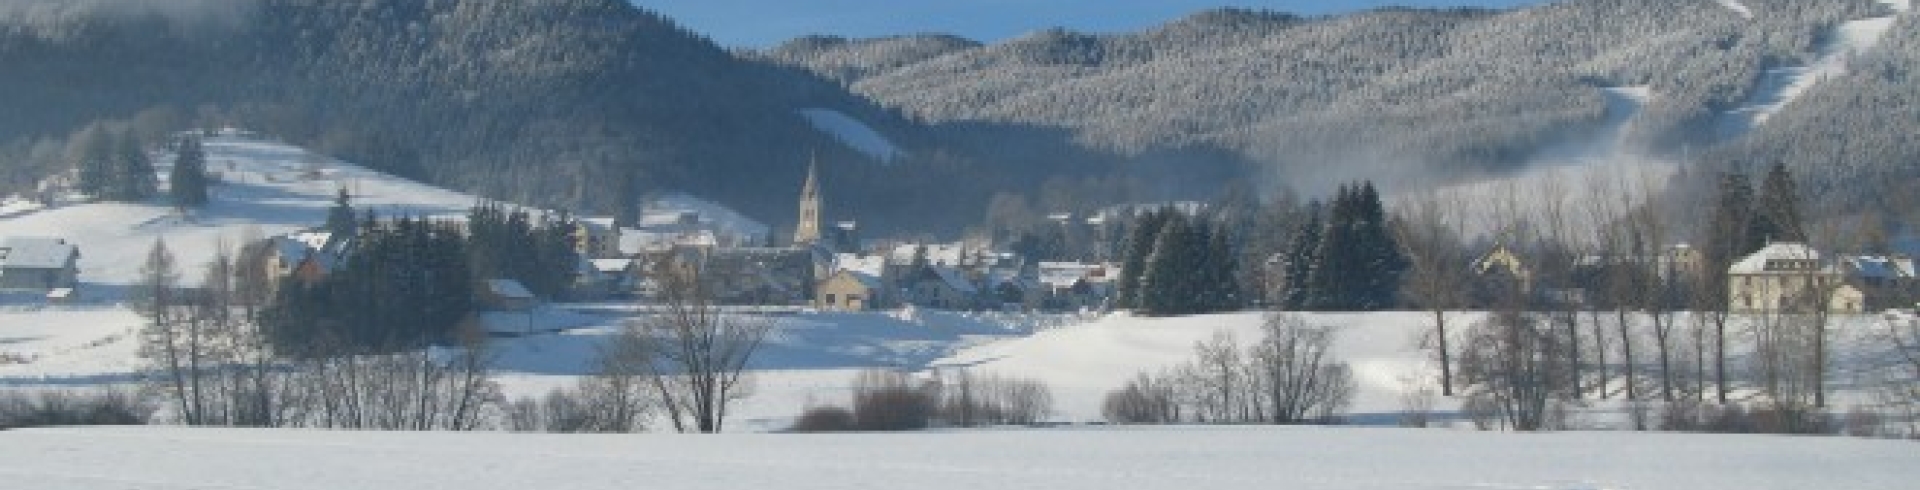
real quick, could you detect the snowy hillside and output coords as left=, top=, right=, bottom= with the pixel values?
left=798, top=108, right=904, bottom=163
left=4, top=426, right=1915, bottom=490
left=1, top=135, right=481, bottom=289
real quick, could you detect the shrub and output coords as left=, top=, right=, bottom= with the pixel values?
left=789, top=405, right=856, bottom=433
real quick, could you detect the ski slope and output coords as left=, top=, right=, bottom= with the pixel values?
left=3, top=425, right=1914, bottom=490
left=1723, top=6, right=1902, bottom=133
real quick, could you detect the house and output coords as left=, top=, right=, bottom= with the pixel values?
left=482, top=278, right=538, bottom=312
left=1837, top=254, right=1918, bottom=311
left=1472, top=242, right=1532, bottom=303
left=1037, top=262, right=1115, bottom=310
left=903, top=266, right=978, bottom=310
left=0, top=237, right=81, bottom=291
left=1728, top=242, right=1865, bottom=314
left=258, top=232, right=347, bottom=295
left=984, top=269, right=1044, bottom=311
left=816, top=269, right=887, bottom=311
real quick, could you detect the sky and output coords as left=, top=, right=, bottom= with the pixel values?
left=633, top=0, right=1550, bottom=48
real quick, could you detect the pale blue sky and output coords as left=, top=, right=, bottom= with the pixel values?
left=633, top=1, right=1549, bottom=47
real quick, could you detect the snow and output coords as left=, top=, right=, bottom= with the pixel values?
left=0, top=136, right=481, bottom=290
left=1713, top=0, right=1754, bottom=19
left=1723, top=11, right=1900, bottom=133
left=1879, top=0, right=1911, bottom=13
left=798, top=108, right=904, bottom=163
left=934, top=312, right=1449, bottom=421
left=2, top=426, right=1915, bottom=490
left=648, top=193, right=770, bottom=245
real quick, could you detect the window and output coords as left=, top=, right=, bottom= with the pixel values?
left=825, top=294, right=836, bottom=305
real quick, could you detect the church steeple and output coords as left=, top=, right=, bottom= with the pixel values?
left=793, top=154, right=822, bottom=246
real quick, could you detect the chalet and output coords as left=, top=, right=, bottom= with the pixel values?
left=1728, top=242, right=1865, bottom=314
left=0, top=237, right=80, bottom=291
left=816, top=269, right=887, bottom=311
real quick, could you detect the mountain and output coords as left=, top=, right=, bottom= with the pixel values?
left=761, top=0, right=1918, bottom=224
left=0, top=0, right=1208, bottom=235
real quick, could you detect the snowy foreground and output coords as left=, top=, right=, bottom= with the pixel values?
left=3, top=425, right=1914, bottom=490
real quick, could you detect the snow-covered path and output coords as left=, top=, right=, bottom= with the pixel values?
left=2, top=426, right=1913, bottom=490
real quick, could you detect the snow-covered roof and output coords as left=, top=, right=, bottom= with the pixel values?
left=1039, top=262, right=1102, bottom=289
left=1730, top=242, right=1830, bottom=275
left=0, top=237, right=78, bottom=270
left=486, top=279, right=535, bottom=300
left=638, top=210, right=700, bottom=228
left=830, top=269, right=885, bottom=290
left=591, top=259, right=635, bottom=274
left=1842, top=255, right=1916, bottom=279
left=888, top=243, right=969, bottom=267
left=834, top=253, right=888, bottom=278
left=930, top=267, right=977, bottom=294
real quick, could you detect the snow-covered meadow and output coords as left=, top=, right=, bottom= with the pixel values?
left=3, top=425, right=1915, bottom=490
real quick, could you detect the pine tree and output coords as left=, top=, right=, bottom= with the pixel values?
left=1281, top=201, right=1323, bottom=310
left=1753, top=162, right=1806, bottom=244
left=1355, top=182, right=1406, bottom=310
left=325, top=188, right=357, bottom=238
left=1138, top=213, right=1192, bottom=316
left=1115, top=209, right=1169, bottom=309
left=1204, top=221, right=1241, bottom=311
left=1307, top=185, right=1358, bottom=310
left=169, top=135, right=209, bottom=208
left=69, top=124, right=115, bottom=197
left=108, top=132, right=157, bottom=201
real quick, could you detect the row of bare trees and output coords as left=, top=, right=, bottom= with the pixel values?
left=137, top=238, right=499, bottom=430
left=1391, top=165, right=1901, bottom=432
left=1104, top=313, right=1354, bottom=425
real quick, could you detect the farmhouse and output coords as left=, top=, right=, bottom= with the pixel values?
left=1728, top=242, right=1865, bottom=314
left=0, top=237, right=80, bottom=291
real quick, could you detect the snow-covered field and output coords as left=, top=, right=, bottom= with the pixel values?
left=3, top=425, right=1914, bottom=490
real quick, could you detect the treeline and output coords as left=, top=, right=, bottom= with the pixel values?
left=1113, top=206, right=1243, bottom=316
left=263, top=200, right=580, bottom=356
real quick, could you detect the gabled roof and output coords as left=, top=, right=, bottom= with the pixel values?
left=1841, top=255, right=1916, bottom=280
left=828, top=269, right=885, bottom=290
left=0, top=237, right=78, bottom=270
left=486, top=279, right=535, bottom=300
left=928, top=266, right=977, bottom=294
left=1730, top=242, right=1831, bottom=275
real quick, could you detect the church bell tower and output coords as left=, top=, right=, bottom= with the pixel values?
left=792, top=155, right=822, bottom=246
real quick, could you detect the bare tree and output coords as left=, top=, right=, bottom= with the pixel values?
left=1393, top=191, right=1466, bottom=396
left=1252, top=313, right=1354, bottom=423
left=1458, top=309, right=1577, bottom=431
left=629, top=259, right=774, bottom=433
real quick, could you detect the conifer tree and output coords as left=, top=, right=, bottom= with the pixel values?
left=1138, top=213, right=1193, bottom=316
left=1115, top=208, right=1169, bottom=309
left=1281, top=201, right=1323, bottom=310
left=325, top=187, right=357, bottom=238
left=108, top=132, right=157, bottom=201
left=69, top=124, right=115, bottom=197
left=169, top=135, right=208, bottom=208
left=1753, top=162, right=1806, bottom=244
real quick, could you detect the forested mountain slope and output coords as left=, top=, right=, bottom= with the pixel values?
left=765, top=0, right=1906, bottom=198
left=0, top=0, right=1188, bottom=234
